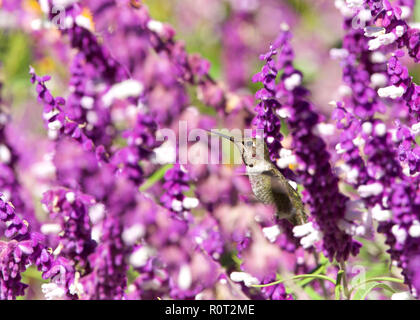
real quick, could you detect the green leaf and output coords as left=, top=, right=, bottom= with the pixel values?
left=139, top=164, right=173, bottom=192
left=352, top=282, right=396, bottom=300
left=231, top=253, right=242, bottom=266
left=280, top=118, right=290, bottom=136
left=127, top=266, right=140, bottom=286
left=21, top=266, right=45, bottom=282
left=303, top=285, right=324, bottom=300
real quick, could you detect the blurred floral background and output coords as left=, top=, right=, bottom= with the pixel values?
left=0, top=0, right=419, bottom=300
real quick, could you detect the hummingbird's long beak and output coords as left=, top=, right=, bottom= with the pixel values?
left=205, top=129, right=245, bottom=165
left=204, top=129, right=236, bottom=143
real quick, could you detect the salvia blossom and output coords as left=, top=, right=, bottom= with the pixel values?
left=41, top=188, right=96, bottom=269
left=83, top=217, right=128, bottom=299
left=395, top=119, right=420, bottom=175
left=112, top=112, right=161, bottom=184
left=252, top=40, right=285, bottom=166
left=263, top=27, right=362, bottom=261
left=385, top=51, right=419, bottom=118
left=378, top=178, right=420, bottom=296
left=260, top=275, right=293, bottom=300
left=29, top=67, right=96, bottom=153
left=160, top=164, right=197, bottom=221
left=0, top=82, right=37, bottom=231
left=366, top=0, right=419, bottom=62
left=66, top=53, right=114, bottom=148
left=119, top=1, right=252, bottom=114
left=0, top=239, right=32, bottom=299
left=47, top=1, right=127, bottom=84
left=0, top=193, right=29, bottom=241
left=250, top=30, right=302, bottom=257
left=0, top=194, right=76, bottom=299
left=332, top=0, right=420, bottom=296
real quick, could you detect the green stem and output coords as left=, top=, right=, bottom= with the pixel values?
left=339, top=261, right=350, bottom=300
left=335, top=270, right=344, bottom=300
left=252, top=274, right=336, bottom=288
left=354, top=277, right=404, bottom=285
left=312, top=252, right=329, bottom=299
left=349, top=276, right=405, bottom=296
left=296, top=264, right=325, bottom=287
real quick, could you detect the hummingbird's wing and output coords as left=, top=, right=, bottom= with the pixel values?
left=261, top=168, right=306, bottom=225
left=260, top=169, right=293, bottom=216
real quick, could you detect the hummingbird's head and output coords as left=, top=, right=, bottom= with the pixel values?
left=206, top=130, right=270, bottom=172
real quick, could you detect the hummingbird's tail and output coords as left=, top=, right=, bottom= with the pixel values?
left=287, top=214, right=304, bottom=226
left=284, top=209, right=308, bottom=226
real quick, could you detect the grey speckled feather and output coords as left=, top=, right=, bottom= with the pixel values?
left=253, top=167, right=307, bottom=226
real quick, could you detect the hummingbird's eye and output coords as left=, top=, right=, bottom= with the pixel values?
left=249, top=164, right=254, bottom=168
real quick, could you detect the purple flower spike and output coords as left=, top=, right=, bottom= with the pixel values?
left=271, top=28, right=362, bottom=261
left=160, top=164, right=196, bottom=221
left=41, top=188, right=96, bottom=269
left=29, top=67, right=102, bottom=161
left=0, top=240, right=30, bottom=299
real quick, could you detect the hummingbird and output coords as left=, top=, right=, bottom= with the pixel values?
left=207, top=130, right=307, bottom=226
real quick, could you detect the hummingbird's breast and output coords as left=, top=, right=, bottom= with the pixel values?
left=248, top=173, right=275, bottom=205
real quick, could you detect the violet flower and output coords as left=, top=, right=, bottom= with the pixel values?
left=334, top=0, right=420, bottom=296
left=365, top=0, right=419, bottom=62
left=29, top=67, right=96, bottom=153
left=395, top=119, right=420, bottom=175
left=0, top=194, right=77, bottom=299
left=160, top=164, right=198, bottom=221
left=124, top=2, right=251, bottom=113
left=41, top=188, right=96, bottom=270
left=0, top=239, right=32, bottom=299
left=44, top=1, right=128, bottom=84
left=377, top=178, right=420, bottom=296
left=80, top=176, right=139, bottom=299
left=66, top=53, right=114, bottom=148
left=384, top=50, right=419, bottom=120
left=83, top=217, right=128, bottom=300
left=222, top=11, right=250, bottom=90
left=251, top=42, right=285, bottom=167
left=271, top=28, right=362, bottom=261
left=250, top=32, right=303, bottom=253
left=260, top=275, right=293, bottom=300
left=112, top=112, right=161, bottom=185
left=0, top=81, right=37, bottom=231
left=82, top=0, right=190, bottom=126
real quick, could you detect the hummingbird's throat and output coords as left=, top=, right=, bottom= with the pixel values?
left=245, top=160, right=271, bottom=174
